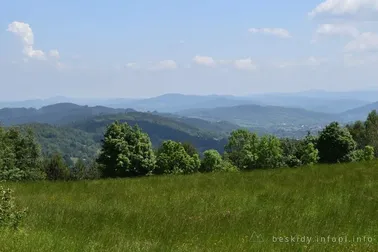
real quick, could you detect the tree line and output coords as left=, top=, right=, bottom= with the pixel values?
left=1, top=110, right=377, bottom=181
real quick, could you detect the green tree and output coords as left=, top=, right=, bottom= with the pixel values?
left=362, top=145, right=375, bottom=161
left=350, top=145, right=375, bottom=162
left=156, top=140, right=199, bottom=175
left=181, top=142, right=198, bottom=157
left=0, top=186, right=27, bottom=230
left=97, top=122, right=156, bottom=178
left=44, top=153, right=70, bottom=181
left=364, top=110, right=378, bottom=157
left=200, top=149, right=223, bottom=172
left=0, top=127, right=44, bottom=181
left=280, top=138, right=302, bottom=167
left=224, top=129, right=259, bottom=170
left=300, top=142, right=319, bottom=165
left=317, top=122, right=357, bottom=163
left=256, top=135, right=284, bottom=169
left=346, top=120, right=367, bottom=149
left=71, top=159, right=86, bottom=180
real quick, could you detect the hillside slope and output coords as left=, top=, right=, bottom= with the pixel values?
left=341, top=102, right=378, bottom=122
left=177, top=104, right=338, bottom=127
left=0, top=103, right=132, bottom=126
left=70, top=113, right=228, bottom=153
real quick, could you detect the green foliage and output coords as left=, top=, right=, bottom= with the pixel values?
left=225, top=129, right=259, bottom=170
left=70, top=159, right=87, bottom=180
left=72, top=112, right=228, bottom=154
left=280, top=138, right=302, bottom=167
left=18, top=124, right=100, bottom=161
left=43, top=153, right=70, bottom=181
left=0, top=127, right=45, bottom=181
left=350, top=145, right=375, bottom=162
left=362, top=145, right=375, bottom=161
left=0, top=187, right=27, bottom=230
left=97, top=122, right=156, bottom=178
left=218, top=159, right=239, bottom=172
left=346, top=120, right=367, bottom=149
left=347, top=110, right=378, bottom=158
left=156, top=140, right=200, bottom=175
left=364, top=110, right=378, bottom=157
left=225, top=130, right=284, bottom=170
left=70, top=159, right=102, bottom=181
left=181, top=142, right=199, bottom=157
left=200, top=149, right=223, bottom=172
left=317, top=122, right=357, bottom=163
left=300, top=142, right=319, bottom=166
left=256, top=135, right=283, bottom=169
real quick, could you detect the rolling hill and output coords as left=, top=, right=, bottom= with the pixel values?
left=3, top=106, right=235, bottom=159
left=69, top=112, right=228, bottom=154
left=0, top=103, right=134, bottom=126
left=2, top=91, right=372, bottom=114
left=340, top=102, right=378, bottom=122
left=177, top=104, right=338, bottom=127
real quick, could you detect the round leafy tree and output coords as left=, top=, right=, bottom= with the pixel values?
left=317, top=122, right=357, bottom=163
left=97, top=121, right=156, bottom=178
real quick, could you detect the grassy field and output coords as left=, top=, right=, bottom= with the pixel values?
left=1, top=162, right=378, bottom=252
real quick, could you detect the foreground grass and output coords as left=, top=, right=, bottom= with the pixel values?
left=1, top=162, right=378, bottom=251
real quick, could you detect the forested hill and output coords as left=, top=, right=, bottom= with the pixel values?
left=0, top=102, right=340, bottom=128
left=70, top=113, right=229, bottom=152
left=177, top=104, right=338, bottom=127
left=13, top=112, right=233, bottom=161
left=341, top=102, right=378, bottom=122
left=0, top=103, right=135, bottom=126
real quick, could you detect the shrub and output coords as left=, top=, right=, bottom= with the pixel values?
left=0, top=187, right=27, bottom=230
left=156, top=140, right=200, bottom=175
left=219, top=160, right=239, bottom=172
left=201, top=150, right=223, bottom=172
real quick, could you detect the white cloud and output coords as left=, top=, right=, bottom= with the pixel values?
left=150, top=60, right=177, bottom=71
left=233, top=58, right=257, bottom=71
left=344, top=32, right=378, bottom=52
left=248, top=28, right=291, bottom=38
left=49, top=49, right=60, bottom=59
left=193, top=55, right=217, bottom=67
left=7, top=21, right=46, bottom=60
left=278, top=57, right=328, bottom=68
left=315, top=23, right=360, bottom=37
left=344, top=53, right=378, bottom=66
left=126, top=62, right=139, bottom=69
left=193, top=56, right=258, bottom=71
left=309, top=0, right=378, bottom=17
left=306, top=57, right=328, bottom=66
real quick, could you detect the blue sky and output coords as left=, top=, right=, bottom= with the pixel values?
left=1, top=0, right=378, bottom=100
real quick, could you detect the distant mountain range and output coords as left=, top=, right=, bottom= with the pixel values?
left=177, top=104, right=337, bottom=127
left=2, top=99, right=377, bottom=161
left=2, top=89, right=377, bottom=114
left=340, top=102, right=378, bottom=122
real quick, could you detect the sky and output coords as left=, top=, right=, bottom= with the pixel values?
left=1, top=0, right=378, bottom=100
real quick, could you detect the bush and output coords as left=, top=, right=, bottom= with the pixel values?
left=44, top=153, right=70, bottom=181
left=317, top=122, right=357, bottom=163
left=97, top=122, right=156, bottom=178
left=349, top=145, right=375, bottom=162
left=0, top=187, right=27, bottom=230
left=219, top=160, right=239, bottom=173
left=0, top=127, right=45, bottom=181
left=200, top=150, right=223, bottom=172
left=156, top=140, right=200, bottom=175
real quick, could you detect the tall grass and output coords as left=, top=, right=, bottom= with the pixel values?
left=1, top=161, right=378, bottom=251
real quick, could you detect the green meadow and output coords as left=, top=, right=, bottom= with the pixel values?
left=1, top=161, right=378, bottom=252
